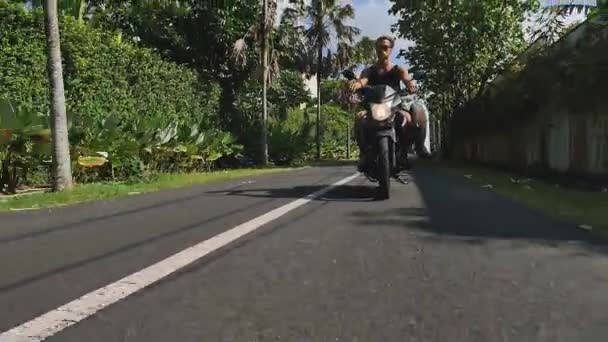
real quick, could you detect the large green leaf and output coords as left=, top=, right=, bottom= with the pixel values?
left=0, top=98, right=18, bottom=130
left=0, top=129, right=13, bottom=145
left=207, top=151, right=222, bottom=162
left=32, top=141, right=52, bottom=156
left=158, top=124, right=178, bottom=145
left=29, top=128, right=52, bottom=143
left=173, top=144, right=188, bottom=153
left=78, top=155, right=108, bottom=168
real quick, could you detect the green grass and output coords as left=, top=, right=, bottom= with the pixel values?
left=432, top=161, right=608, bottom=238
left=0, top=167, right=296, bottom=212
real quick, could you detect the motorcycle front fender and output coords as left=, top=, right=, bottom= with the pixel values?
left=374, top=127, right=396, bottom=143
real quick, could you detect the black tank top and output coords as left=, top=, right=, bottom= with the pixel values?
left=367, top=65, right=402, bottom=90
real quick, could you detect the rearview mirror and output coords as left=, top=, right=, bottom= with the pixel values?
left=342, top=69, right=357, bottom=81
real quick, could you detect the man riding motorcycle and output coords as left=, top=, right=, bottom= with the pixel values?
left=401, top=79, right=431, bottom=158
left=348, top=35, right=430, bottom=172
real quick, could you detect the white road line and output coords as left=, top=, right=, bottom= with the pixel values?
left=0, top=173, right=359, bottom=342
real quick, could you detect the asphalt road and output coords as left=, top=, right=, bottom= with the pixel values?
left=1, top=165, right=607, bottom=341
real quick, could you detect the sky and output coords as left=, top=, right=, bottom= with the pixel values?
left=349, top=0, right=413, bottom=65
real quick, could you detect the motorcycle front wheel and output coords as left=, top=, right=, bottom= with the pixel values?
left=377, top=136, right=391, bottom=199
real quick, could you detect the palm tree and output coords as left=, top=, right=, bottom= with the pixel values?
left=352, top=36, right=376, bottom=67
left=329, top=41, right=355, bottom=77
left=233, top=0, right=278, bottom=165
left=43, top=0, right=73, bottom=190
left=287, top=0, right=360, bottom=159
left=261, top=0, right=270, bottom=165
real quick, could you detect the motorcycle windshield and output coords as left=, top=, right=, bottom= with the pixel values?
left=364, top=85, right=401, bottom=107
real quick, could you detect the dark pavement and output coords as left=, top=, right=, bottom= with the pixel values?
left=1, top=165, right=608, bottom=341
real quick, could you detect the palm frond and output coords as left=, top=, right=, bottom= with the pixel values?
left=333, top=3, right=356, bottom=20
left=266, top=0, right=278, bottom=30
left=232, top=38, right=249, bottom=67
left=333, top=21, right=360, bottom=44
left=268, top=48, right=281, bottom=84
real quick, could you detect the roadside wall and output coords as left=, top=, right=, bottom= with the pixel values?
left=454, top=105, right=608, bottom=176
left=451, top=15, right=608, bottom=179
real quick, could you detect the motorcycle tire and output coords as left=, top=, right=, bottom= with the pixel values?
left=377, top=136, right=391, bottom=200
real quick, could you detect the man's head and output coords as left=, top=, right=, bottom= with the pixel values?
left=375, top=35, right=394, bottom=62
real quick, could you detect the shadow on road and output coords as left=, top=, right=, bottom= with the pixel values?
left=351, top=165, right=608, bottom=253
left=0, top=188, right=222, bottom=245
left=206, top=184, right=379, bottom=202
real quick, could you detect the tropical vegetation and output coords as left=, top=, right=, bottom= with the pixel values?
left=1, top=0, right=598, bottom=197
left=388, top=0, right=603, bottom=156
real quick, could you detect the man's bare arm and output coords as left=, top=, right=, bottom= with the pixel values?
left=398, top=66, right=415, bottom=88
left=349, top=68, right=371, bottom=91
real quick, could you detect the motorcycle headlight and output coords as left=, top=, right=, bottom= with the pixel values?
left=370, top=103, right=391, bottom=122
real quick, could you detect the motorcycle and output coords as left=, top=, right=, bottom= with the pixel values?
left=342, top=69, right=409, bottom=200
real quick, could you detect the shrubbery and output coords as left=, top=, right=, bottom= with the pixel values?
left=268, top=107, right=312, bottom=165
left=0, top=6, right=241, bottom=193
left=0, top=7, right=219, bottom=126
left=316, top=103, right=356, bottom=160
left=268, top=103, right=355, bottom=164
left=235, top=75, right=354, bottom=164
left=0, top=4, right=356, bottom=194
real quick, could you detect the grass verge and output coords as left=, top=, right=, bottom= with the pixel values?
left=431, top=161, right=608, bottom=238
left=0, top=167, right=296, bottom=212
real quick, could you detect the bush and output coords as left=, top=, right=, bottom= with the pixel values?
left=268, top=108, right=312, bottom=165
left=0, top=98, right=52, bottom=193
left=319, top=104, right=354, bottom=160
left=301, top=103, right=355, bottom=161
left=0, top=7, right=220, bottom=128
left=268, top=71, right=311, bottom=120
left=234, top=71, right=312, bottom=163
left=232, top=78, right=264, bottom=160
left=0, top=6, right=242, bottom=189
left=320, top=79, right=345, bottom=105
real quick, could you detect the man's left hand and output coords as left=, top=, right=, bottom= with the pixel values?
left=406, top=80, right=417, bottom=94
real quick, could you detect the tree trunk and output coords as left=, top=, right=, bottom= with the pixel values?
left=77, top=0, right=87, bottom=24
left=316, top=42, right=322, bottom=160
left=260, top=0, right=269, bottom=165
left=315, top=0, right=323, bottom=160
left=44, top=0, right=73, bottom=191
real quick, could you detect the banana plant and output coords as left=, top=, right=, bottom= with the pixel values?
left=0, top=98, right=52, bottom=194
left=68, top=109, right=244, bottom=177
left=68, top=112, right=141, bottom=180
